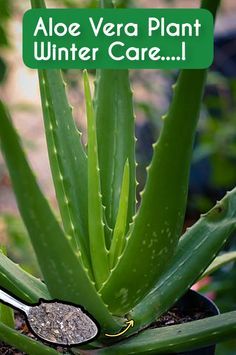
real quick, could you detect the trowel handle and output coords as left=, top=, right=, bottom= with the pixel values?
left=0, top=289, right=30, bottom=314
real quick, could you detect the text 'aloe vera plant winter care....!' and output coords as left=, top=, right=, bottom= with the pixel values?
left=0, top=0, right=236, bottom=354
left=23, top=6, right=213, bottom=68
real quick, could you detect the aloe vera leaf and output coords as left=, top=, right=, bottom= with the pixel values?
left=200, top=251, right=236, bottom=278
left=0, top=101, right=122, bottom=332
left=98, top=0, right=136, bottom=240
left=32, top=0, right=90, bottom=266
left=2, top=214, right=41, bottom=276
left=0, top=304, right=14, bottom=329
left=94, top=69, right=136, bottom=232
left=0, top=248, right=19, bottom=329
left=83, top=71, right=109, bottom=289
left=0, top=243, right=50, bottom=303
left=100, top=70, right=207, bottom=314
left=94, top=311, right=236, bottom=355
left=31, top=0, right=45, bottom=7
left=38, top=69, right=90, bottom=260
left=129, top=188, right=236, bottom=333
left=100, top=0, right=220, bottom=315
left=0, top=322, right=60, bottom=355
left=109, top=160, right=130, bottom=268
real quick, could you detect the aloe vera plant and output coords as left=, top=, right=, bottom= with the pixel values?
left=0, top=0, right=236, bottom=353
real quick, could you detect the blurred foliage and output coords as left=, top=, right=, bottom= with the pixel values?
left=216, top=340, right=236, bottom=355
left=0, top=0, right=11, bottom=84
left=0, top=215, right=41, bottom=277
left=52, top=0, right=133, bottom=8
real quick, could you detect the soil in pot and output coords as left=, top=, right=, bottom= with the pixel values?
left=150, top=289, right=219, bottom=355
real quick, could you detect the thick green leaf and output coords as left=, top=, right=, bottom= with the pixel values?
left=38, top=69, right=89, bottom=264
left=109, top=160, right=130, bottom=268
left=0, top=322, right=60, bottom=355
left=84, top=70, right=109, bottom=289
left=98, top=0, right=135, bottom=247
left=129, top=188, right=236, bottom=334
left=100, top=70, right=207, bottom=314
left=94, top=311, right=236, bottom=354
left=0, top=304, right=14, bottom=329
left=100, top=0, right=221, bottom=316
left=0, top=251, right=49, bottom=303
left=94, top=70, right=136, bottom=234
left=201, top=251, right=236, bottom=278
left=0, top=248, right=15, bottom=329
left=0, top=101, right=122, bottom=332
left=32, top=0, right=90, bottom=268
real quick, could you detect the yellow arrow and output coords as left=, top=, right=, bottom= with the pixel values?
left=105, top=320, right=134, bottom=337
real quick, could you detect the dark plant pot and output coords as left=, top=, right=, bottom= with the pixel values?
left=170, top=289, right=219, bottom=355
